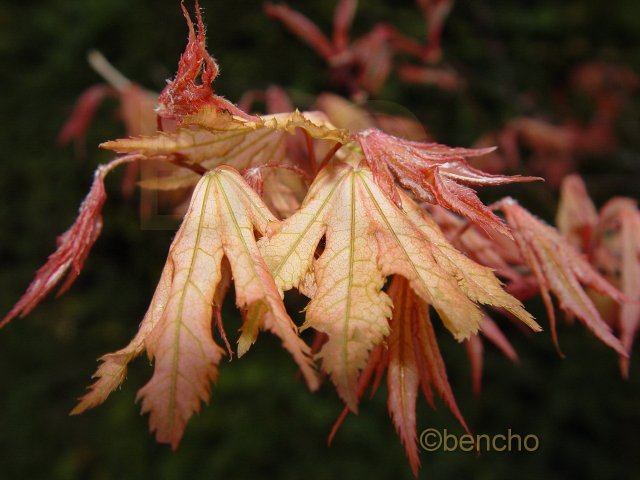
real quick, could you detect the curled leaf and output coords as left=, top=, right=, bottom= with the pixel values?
left=157, top=0, right=251, bottom=120
left=75, top=167, right=317, bottom=449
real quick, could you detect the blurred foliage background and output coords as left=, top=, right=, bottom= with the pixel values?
left=1, top=0, right=640, bottom=479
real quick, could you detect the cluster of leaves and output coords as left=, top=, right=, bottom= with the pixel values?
left=3, top=1, right=638, bottom=476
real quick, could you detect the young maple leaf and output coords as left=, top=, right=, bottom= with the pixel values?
left=596, top=198, right=640, bottom=377
left=72, top=166, right=318, bottom=448
left=58, top=51, right=158, bottom=154
left=556, top=174, right=599, bottom=252
left=259, top=156, right=538, bottom=410
left=497, top=197, right=627, bottom=355
left=612, top=202, right=640, bottom=377
left=391, top=0, right=454, bottom=64
left=1, top=155, right=140, bottom=328
left=265, top=1, right=394, bottom=96
left=315, top=92, right=430, bottom=141
left=102, top=108, right=349, bottom=199
left=385, top=275, right=468, bottom=475
left=328, top=275, right=469, bottom=476
left=157, top=0, right=251, bottom=121
left=428, top=205, right=523, bottom=282
left=465, top=315, right=519, bottom=396
left=357, top=128, right=541, bottom=237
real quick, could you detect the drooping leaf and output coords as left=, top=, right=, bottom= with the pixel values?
left=71, top=255, right=174, bottom=414
left=386, top=276, right=469, bottom=475
left=357, top=128, right=541, bottom=237
left=1, top=155, right=140, bottom=328
left=73, top=167, right=317, bottom=448
left=498, top=197, right=627, bottom=355
left=328, top=275, right=470, bottom=476
left=465, top=315, right=518, bottom=396
left=259, top=156, right=537, bottom=409
left=57, top=84, right=117, bottom=152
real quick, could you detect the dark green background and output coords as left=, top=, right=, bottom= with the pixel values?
left=1, top=1, right=639, bottom=479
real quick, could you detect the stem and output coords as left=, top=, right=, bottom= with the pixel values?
left=302, top=130, right=317, bottom=174
left=169, top=155, right=208, bottom=175
left=87, top=50, right=132, bottom=92
left=317, top=142, right=344, bottom=171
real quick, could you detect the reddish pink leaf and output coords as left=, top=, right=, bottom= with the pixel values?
left=158, top=1, right=250, bottom=120
left=264, top=3, right=335, bottom=60
left=2, top=156, right=139, bottom=328
left=598, top=198, right=640, bottom=376
left=58, top=84, right=116, bottom=151
left=465, top=316, right=518, bottom=396
left=498, top=198, right=627, bottom=355
left=556, top=174, right=598, bottom=252
left=332, top=0, right=358, bottom=51
left=358, top=128, right=540, bottom=237
left=481, top=316, right=518, bottom=363
left=328, top=276, right=469, bottom=476
left=618, top=206, right=640, bottom=375
left=464, top=334, right=483, bottom=396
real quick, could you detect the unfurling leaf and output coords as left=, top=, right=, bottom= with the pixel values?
left=259, top=157, right=537, bottom=410
left=157, top=0, right=250, bottom=120
left=498, top=197, right=627, bottom=355
left=357, top=128, right=541, bottom=237
left=75, top=167, right=317, bottom=449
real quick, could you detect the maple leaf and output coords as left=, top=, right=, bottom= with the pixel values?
left=72, top=167, right=317, bottom=448
left=613, top=202, right=640, bottom=376
left=385, top=276, right=468, bottom=475
left=428, top=205, right=523, bottom=282
left=102, top=108, right=349, bottom=206
left=596, top=198, right=640, bottom=376
left=315, top=92, right=430, bottom=141
left=465, top=315, right=519, bottom=395
left=157, top=0, right=251, bottom=121
left=265, top=1, right=394, bottom=96
left=1, top=155, right=140, bottom=328
left=327, top=276, right=471, bottom=476
left=391, top=0, right=454, bottom=64
left=497, top=197, right=627, bottom=355
left=357, top=128, right=541, bottom=237
left=58, top=51, right=158, bottom=153
left=556, top=174, right=598, bottom=252
left=259, top=156, right=538, bottom=409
